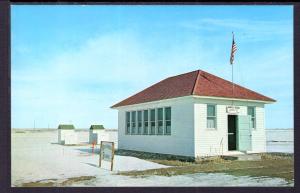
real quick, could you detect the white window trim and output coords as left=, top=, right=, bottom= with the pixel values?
left=156, top=107, right=164, bottom=135
left=126, top=106, right=171, bottom=136
left=248, top=106, right=256, bottom=130
left=125, top=111, right=131, bottom=135
left=206, top=104, right=217, bottom=130
left=137, top=110, right=142, bottom=135
left=164, top=106, right=172, bottom=135
left=142, top=109, right=148, bottom=135
left=131, top=111, right=137, bottom=135
left=150, top=108, right=156, bottom=135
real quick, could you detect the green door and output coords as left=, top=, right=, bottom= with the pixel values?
left=237, top=115, right=252, bottom=151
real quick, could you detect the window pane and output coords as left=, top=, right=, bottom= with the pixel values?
left=143, top=110, right=148, bottom=134
left=165, top=107, right=171, bottom=135
left=165, top=121, right=171, bottom=134
left=158, top=108, right=163, bottom=120
left=158, top=121, right=163, bottom=135
left=150, top=109, right=156, bottom=135
left=150, top=125, right=155, bottom=134
left=143, top=125, right=148, bottom=135
left=126, top=112, right=130, bottom=122
left=132, top=111, right=136, bottom=122
left=131, top=127, right=136, bottom=134
left=151, top=121, right=155, bottom=127
left=207, top=117, right=215, bottom=128
left=248, top=107, right=254, bottom=117
left=137, top=111, right=142, bottom=134
left=165, top=107, right=171, bottom=120
left=150, top=109, right=155, bottom=121
left=126, top=127, right=130, bottom=134
left=158, top=127, right=163, bottom=134
left=158, top=121, right=163, bottom=126
left=138, top=126, right=142, bottom=134
left=207, top=105, right=215, bottom=116
left=131, top=111, right=136, bottom=134
left=126, top=112, right=130, bottom=134
left=144, top=110, right=148, bottom=121
left=138, top=111, right=142, bottom=121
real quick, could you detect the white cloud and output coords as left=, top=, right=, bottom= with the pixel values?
left=13, top=30, right=218, bottom=128
left=12, top=22, right=293, bottom=129
left=179, top=18, right=293, bottom=42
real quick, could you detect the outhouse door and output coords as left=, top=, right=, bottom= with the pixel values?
left=237, top=115, right=252, bottom=152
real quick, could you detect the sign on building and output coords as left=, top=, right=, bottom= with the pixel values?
left=226, top=106, right=240, bottom=114
left=99, top=141, right=115, bottom=171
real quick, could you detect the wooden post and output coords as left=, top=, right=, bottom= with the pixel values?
left=99, top=141, right=103, bottom=167
left=111, top=142, right=115, bottom=171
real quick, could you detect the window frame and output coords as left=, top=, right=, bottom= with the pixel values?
left=164, top=107, right=171, bottom=135
left=131, top=111, right=137, bottom=135
left=125, top=111, right=131, bottom=135
left=157, top=108, right=164, bottom=135
left=143, top=109, right=149, bottom=135
left=137, top=110, right=142, bottom=135
left=247, top=106, right=256, bottom=129
left=150, top=108, right=156, bottom=135
left=206, top=104, right=217, bottom=129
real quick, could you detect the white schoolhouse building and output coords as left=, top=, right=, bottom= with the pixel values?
left=111, top=70, right=275, bottom=157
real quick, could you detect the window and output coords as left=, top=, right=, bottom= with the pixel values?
left=137, top=111, right=142, bottom=134
left=126, top=108, right=172, bottom=136
left=150, top=109, right=156, bottom=135
left=157, top=108, right=163, bottom=135
left=126, top=112, right=130, bottom=134
left=248, top=107, right=256, bottom=129
left=131, top=111, right=136, bottom=134
left=207, top=105, right=216, bottom=129
left=143, top=110, right=149, bottom=135
left=165, top=107, right=171, bottom=135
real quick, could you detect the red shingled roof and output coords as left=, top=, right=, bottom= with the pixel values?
left=111, top=70, right=275, bottom=108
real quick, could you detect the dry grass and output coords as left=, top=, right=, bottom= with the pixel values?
left=115, top=149, right=195, bottom=162
left=118, top=153, right=294, bottom=182
left=20, top=176, right=96, bottom=187
left=260, top=152, right=294, bottom=160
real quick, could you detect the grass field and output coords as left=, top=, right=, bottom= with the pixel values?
left=118, top=152, right=294, bottom=183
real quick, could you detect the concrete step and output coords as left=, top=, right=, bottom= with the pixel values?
left=221, top=154, right=261, bottom=161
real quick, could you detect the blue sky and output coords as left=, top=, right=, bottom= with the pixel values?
left=11, top=5, right=293, bottom=129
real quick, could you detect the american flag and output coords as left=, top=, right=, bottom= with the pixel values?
left=230, top=34, right=237, bottom=65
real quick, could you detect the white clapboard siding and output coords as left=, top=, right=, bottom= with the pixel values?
left=194, top=98, right=266, bottom=157
left=58, top=130, right=76, bottom=145
left=117, top=96, right=195, bottom=157
left=116, top=96, right=268, bottom=157
left=250, top=106, right=266, bottom=152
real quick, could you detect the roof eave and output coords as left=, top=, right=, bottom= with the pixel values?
left=192, top=95, right=276, bottom=104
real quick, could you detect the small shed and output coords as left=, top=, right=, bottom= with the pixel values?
left=58, top=124, right=77, bottom=145
left=89, top=124, right=107, bottom=144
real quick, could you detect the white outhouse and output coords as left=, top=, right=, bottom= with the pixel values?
left=89, top=125, right=107, bottom=144
left=111, top=70, right=276, bottom=158
left=58, top=124, right=77, bottom=145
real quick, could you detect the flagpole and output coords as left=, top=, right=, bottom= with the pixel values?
left=231, top=32, right=234, bottom=106
left=232, top=58, right=234, bottom=106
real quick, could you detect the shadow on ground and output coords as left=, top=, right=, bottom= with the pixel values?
left=76, top=148, right=100, bottom=154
